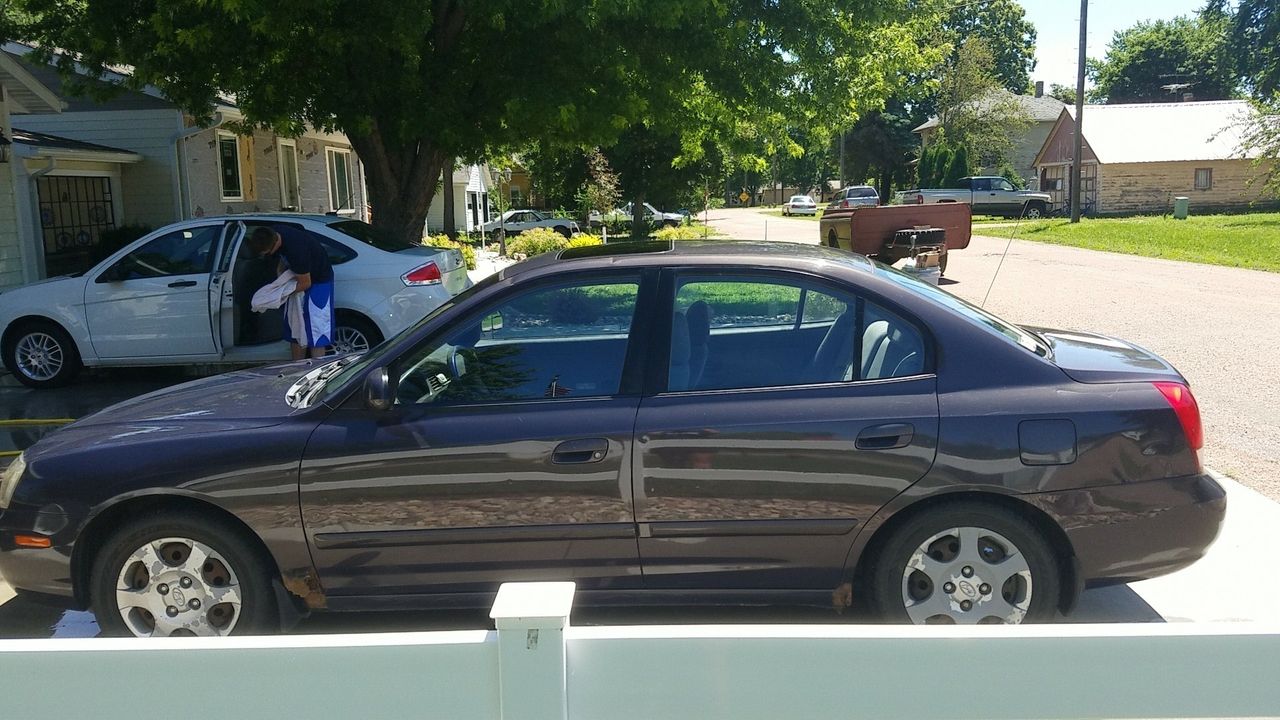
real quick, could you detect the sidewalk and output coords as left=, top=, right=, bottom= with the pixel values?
left=468, top=249, right=516, bottom=284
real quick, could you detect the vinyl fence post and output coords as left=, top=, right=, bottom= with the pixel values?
left=489, top=582, right=576, bottom=720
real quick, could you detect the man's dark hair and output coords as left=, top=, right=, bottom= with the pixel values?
left=247, top=227, right=279, bottom=255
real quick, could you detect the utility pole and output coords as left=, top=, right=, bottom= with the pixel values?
left=1070, top=0, right=1088, bottom=223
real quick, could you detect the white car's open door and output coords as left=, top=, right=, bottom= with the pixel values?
left=209, top=221, right=246, bottom=356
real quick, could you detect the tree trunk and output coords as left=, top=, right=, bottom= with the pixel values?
left=442, top=158, right=457, bottom=241
left=630, top=193, right=647, bottom=240
left=346, top=122, right=447, bottom=244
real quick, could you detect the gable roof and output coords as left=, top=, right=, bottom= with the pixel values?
left=11, top=127, right=142, bottom=162
left=914, top=90, right=1067, bottom=133
left=0, top=51, right=63, bottom=114
left=1048, top=101, right=1259, bottom=165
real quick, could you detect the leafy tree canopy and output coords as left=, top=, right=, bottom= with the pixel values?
left=19, top=0, right=946, bottom=241
left=1090, top=14, right=1237, bottom=104
left=934, top=38, right=1031, bottom=170
left=1210, top=0, right=1280, bottom=98
left=942, top=0, right=1037, bottom=94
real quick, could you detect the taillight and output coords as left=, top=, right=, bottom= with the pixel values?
left=842, top=199, right=851, bottom=208
left=402, top=261, right=442, bottom=286
left=1154, top=381, right=1203, bottom=451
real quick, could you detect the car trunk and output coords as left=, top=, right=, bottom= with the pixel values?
left=1032, top=328, right=1187, bottom=384
left=397, top=245, right=469, bottom=294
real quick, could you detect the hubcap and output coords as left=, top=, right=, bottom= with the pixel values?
left=115, top=538, right=243, bottom=637
left=900, top=526, right=1033, bottom=624
left=331, top=326, right=370, bottom=354
left=14, top=332, right=64, bottom=381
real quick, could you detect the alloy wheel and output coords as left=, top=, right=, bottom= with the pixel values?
left=332, top=325, right=371, bottom=354
left=14, top=331, right=64, bottom=382
left=115, top=537, right=243, bottom=637
left=900, top=526, right=1033, bottom=624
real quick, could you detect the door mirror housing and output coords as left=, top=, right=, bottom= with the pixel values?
left=364, top=367, right=396, bottom=411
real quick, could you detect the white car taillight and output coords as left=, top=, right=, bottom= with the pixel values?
left=402, top=261, right=443, bottom=286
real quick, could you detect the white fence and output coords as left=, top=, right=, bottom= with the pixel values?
left=1, top=582, right=1278, bottom=719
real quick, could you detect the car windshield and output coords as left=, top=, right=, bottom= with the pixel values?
left=329, top=219, right=417, bottom=253
left=877, top=262, right=1050, bottom=357
left=318, top=272, right=503, bottom=401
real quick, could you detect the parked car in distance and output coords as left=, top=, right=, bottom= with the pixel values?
left=590, top=202, right=684, bottom=228
left=480, top=209, right=579, bottom=237
left=0, top=240, right=1224, bottom=635
left=827, top=186, right=881, bottom=210
left=782, top=195, right=818, bottom=216
left=900, top=176, right=1052, bottom=219
left=0, top=215, right=470, bottom=388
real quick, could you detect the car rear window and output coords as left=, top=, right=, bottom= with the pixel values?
left=852, top=187, right=879, bottom=198
left=329, top=220, right=417, bottom=253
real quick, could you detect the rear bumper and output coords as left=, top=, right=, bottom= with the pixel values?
left=1025, top=473, right=1226, bottom=586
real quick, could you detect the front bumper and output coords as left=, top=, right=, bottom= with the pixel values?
left=0, top=504, right=78, bottom=600
left=1025, top=473, right=1226, bottom=586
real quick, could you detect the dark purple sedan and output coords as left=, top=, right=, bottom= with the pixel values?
left=0, top=241, right=1223, bottom=634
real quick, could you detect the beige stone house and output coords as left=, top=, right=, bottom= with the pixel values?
left=915, top=87, right=1067, bottom=188
left=0, top=43, right=367, bottom=286
left=1033, top=100, right=1272, bottom=215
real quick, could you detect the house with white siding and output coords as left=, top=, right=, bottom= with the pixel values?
left=0, top=43, right=368, bottom=287
left=425, top=163, right=494, bottom=235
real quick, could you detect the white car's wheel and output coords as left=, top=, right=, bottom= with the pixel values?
left=3, top=321, right=82, bottom=389
left=332, top=315, right=383, bottom=355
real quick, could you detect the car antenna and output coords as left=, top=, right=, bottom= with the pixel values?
left=980, top=204, right=1030, bottom=309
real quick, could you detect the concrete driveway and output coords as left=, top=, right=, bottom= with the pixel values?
left=707, top=207, right=1280, bottom=502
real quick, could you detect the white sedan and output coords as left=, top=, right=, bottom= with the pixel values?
left=480, top=210, right=579, bottom=236
left=0, top=214, right=470, bottom=388
left=782, top=195, right=818, bottom=216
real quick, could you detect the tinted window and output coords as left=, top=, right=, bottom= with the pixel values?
left=329, top=220, right=416, bottom=253
left=397, top=279, right=640, bottom=405
left=317, top=236, right=357, bottom=265
left=971, top=178, right=991, bottom=191
left=853, top=187, right=879, bottom=198
left=667, top=276, right=925, bottom=392
left=104, top=226, right=219, bottom=281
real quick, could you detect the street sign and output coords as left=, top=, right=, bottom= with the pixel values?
left=738, top=191, right=749, bottom=204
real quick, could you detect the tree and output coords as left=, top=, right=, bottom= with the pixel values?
left=1048, top=83, right=1078, bottom=105
left=942, top=144, right=969, bottom=187
left=576, top=149, right=621, bottom=220
left=1213, top=0, right=1280, bottom=97
left=843, top=107, right=917, bottom=199
left=942, top=0, right=1037, bottom=94
left=935, top=39, right=1031, bottom=171
left=1090, top=15, right=1237, bottom=104
left=21, top=0, right=945, bottom=242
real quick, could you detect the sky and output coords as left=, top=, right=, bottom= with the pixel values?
left=1020, top=0, right=1207, bottom=90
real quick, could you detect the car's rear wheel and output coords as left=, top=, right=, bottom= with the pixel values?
left=91, top=512, right=278, bottom=637
left=332, top=314, right=383, bottom=355
left=867, top=502, right=1060, bottom=624
left=3, top=321, right=82, bottom=389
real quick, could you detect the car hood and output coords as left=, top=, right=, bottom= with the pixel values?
left=1030, top=327, right=1186, bottom=384
left=0, top=274, right=80, bottom=299
left=72, top=361, right=327, bottom=431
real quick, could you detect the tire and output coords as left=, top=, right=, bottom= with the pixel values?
left=1024, top=202, right=1045, bottom=220
left=2, top=321, right=82, bottom=389
left=332, top=314, right=384, bottom=355
left=865, top=502, right=1060, bottom=625
left=90, top=511, right=279, bottom=637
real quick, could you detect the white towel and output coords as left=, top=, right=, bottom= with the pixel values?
left=251, top=270, right=299, bottom=312
left=285, top=290, right=305, bottom=341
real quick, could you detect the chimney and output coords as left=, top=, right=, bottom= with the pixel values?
left=1035, top=81, right=1044, bottom=98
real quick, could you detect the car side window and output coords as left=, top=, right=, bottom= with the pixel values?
left=971, top=178, right=991, bottom=191
left=101, top=226, right=220, bottom=281
left=396, top=278, right=641, bottom=405
left=667, top=275, right=925, bottom=392
left=316, top=234, right=357, bottom=265
left=995, top=179, right=1016, bottom=192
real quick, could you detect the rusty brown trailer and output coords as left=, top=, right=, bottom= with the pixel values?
left=818, top=203, right=972, bottom=261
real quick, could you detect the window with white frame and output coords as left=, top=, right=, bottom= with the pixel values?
left=278, top=139, right=301, bottom=210
left=217, top=132, right=242, bottom=201
left=326, top=147, right=354, bottom=212
left=1195, top=168, right=1213, bottom=191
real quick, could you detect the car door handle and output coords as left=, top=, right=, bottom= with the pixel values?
left=168, top=280, right=198, bottom=288
left=552, top=438, right=609, bottom=464
left=856, top=423, right=914, bottom=450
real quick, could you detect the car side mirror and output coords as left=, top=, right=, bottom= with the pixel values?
left=364, top=367, right=396, bottom=411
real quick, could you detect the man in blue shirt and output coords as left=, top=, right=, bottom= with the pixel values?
left=247, top=226, right=335, bottom=360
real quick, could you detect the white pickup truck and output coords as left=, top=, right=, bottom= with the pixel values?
left=898, top=176, right=1052, bottom=219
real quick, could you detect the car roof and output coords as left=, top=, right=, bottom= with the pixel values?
left=181, top=213, right=354, bottom=225
left=508, top=240, right=877, bottom=281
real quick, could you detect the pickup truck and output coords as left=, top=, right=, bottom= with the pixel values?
left=898, top=176, right=1052, bottom=219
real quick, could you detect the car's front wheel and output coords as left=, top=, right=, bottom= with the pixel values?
left=91, top=512, right=278, bottom=637
left=1024, top=202, right=1046, bottom=220
left=2, top=321, right=82, bottom=389
left=866, top=502, right=1060, bottom=624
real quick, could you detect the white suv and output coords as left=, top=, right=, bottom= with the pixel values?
left=0, top=215, right=470, bottom=388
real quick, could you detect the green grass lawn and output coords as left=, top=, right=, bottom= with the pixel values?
left=1006, top=212, right=1280, bottom=272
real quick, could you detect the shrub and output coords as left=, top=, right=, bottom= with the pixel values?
left=653, top=224, right=713, bottom=241
left=421, top=234, right=477, bottom=270
left=566, top=235, right=604, bottom=248
left=505, top=227, right=569, bottom=257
